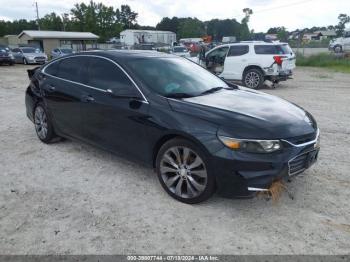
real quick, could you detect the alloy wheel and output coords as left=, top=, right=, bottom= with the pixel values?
left=160, top=146, right=207, bottom=199
left=34, top=106, right=48, bottom=140
left=245, top=71, right=260, bottom=88
left=23, top=58, right=27, bottom=65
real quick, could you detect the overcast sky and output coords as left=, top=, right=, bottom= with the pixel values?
left=0, top=0, right=349, bottom=32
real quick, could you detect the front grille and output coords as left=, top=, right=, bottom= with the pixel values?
left=288, top=152, right=309, bottom=176
left=35, top=56, right=46, bottom=60
left=285, top=132, right=316, bottom=145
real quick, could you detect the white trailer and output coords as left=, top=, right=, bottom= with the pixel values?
left=120, top=30, right=176, bottom=46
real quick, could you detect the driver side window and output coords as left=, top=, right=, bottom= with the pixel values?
left=87, top=57, right=134, bottom=91
left=207, top=47, right=229, bottom=61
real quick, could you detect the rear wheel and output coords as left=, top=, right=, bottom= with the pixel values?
left=23, top=58, right=28, bottom=65
left=243, top=68, right=264, bottom=89
left=334, top=45, right=342, bottom=53
left=156, top=138, right=215, bottom=204
left=34, top=103, right=57, bottom=143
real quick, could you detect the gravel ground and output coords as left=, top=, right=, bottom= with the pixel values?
left=0, top=65, right=349, bottom=255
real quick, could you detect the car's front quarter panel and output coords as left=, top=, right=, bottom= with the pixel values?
left=146, top=96, right=224, bottom=160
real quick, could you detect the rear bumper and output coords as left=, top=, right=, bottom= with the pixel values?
left=266, top=70, right=293, bottom=82
left=211, top=131, right=320, bottom=198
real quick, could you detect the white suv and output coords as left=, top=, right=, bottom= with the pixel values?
left=201, top=41, right=296, bottom=89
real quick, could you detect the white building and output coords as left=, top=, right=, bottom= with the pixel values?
left=120, top=29, right=176, bottom=46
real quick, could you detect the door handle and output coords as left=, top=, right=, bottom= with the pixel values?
left=83, top=95, right=95, bottom=102
left=47, top=84, right=55, bottom=92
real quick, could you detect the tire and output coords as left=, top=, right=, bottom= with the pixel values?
left=33, top=103, right=57, bottom=143
left=334, top=45, right=342, bottom=53
left=23, top=58, right=28, bottom=65
left=156, top=138, right=216, bottom=204
left=243, top=68, right=264, bottom=89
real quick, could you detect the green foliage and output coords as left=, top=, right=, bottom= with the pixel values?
left=206, top=19, right=242, bottom=41
left=241, top=8, right=253, bottom=24
left=156, top=17, right=249, bottom=41
left=116, top=5, right=138, bottom=29
left=0, top=19, right=37, bottom=36
left=69, top=1, right=128, bottom=41
left=39, top=13, right=63, bottom=31
left=0, top=1, right=137, bottom=42
left=336, top=13, right=350, bottom=36
left=177, top=18, right=205, bottom=38
left=296, top=53, right=350, bottom=73
left=156, top=17, right=179, bottom=33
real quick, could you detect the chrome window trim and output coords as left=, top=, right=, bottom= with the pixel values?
left=41, top=54, right=149, bottom=103
left=282, top=128, right=320, bottom=148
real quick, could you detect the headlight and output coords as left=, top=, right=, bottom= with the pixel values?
left=218, top=136, right=282, bottom=153
left=9, top=53, right=14, bottom=58
left=27, top=55, right=35, bottom=59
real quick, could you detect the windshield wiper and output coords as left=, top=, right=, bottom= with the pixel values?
left=199, top=86, right=224, bottom=96
left=165, top=93, right=194, bottom=99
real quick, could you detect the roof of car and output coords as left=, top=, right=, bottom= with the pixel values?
left=73, top=50, right=178, bottom=59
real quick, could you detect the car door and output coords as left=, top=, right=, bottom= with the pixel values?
left=221, top=45, right=250, bottom=80
left=80, top=56, right=151, bottom=161
left=12, top=48, right=22, bottom=63
left=205, top=46, right=229, bottom=76
left=41, top=56, right=87, bottom=138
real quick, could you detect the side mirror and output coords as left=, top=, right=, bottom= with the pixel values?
left=106, top=85, right=141, bottom=100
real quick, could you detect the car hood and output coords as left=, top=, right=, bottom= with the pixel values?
left=168, top=87, right=316, bottom=139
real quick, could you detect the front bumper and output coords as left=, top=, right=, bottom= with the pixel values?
left=26, top=57, right=48, bottom=64
left=0, top=57, right=15, bottom=64
left=211, top=130, right=320, bottom=198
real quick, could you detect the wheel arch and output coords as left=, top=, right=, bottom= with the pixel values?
left=242, top=65, right=265, bottom=78
left=152, top=132, right=211, bottom=168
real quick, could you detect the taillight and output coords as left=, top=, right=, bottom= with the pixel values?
left=273, top=56, right=286, bottom=66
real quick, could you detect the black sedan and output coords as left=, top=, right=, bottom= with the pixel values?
left=25, top=51, right=320, bottom=204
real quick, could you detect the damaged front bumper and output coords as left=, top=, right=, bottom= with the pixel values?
left=213, top=129, right=320, bottom=198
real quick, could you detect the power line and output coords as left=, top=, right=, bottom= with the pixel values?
left=254, top=0, right=315, bottom=14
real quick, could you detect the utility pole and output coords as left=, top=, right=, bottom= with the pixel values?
left=35, top=1, right=40, bottom=30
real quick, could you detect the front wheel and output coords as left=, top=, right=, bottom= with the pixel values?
left=23, top=58, right=28, bottom=65
left=156, top=138, right=216, bottom=204
left=243, top=68, right=264, bottom=89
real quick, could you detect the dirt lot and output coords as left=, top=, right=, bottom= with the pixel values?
left=0, top=65, right=349, bottom=255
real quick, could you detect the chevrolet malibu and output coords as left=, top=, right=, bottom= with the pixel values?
left=25, top=51, right=320, bottom=204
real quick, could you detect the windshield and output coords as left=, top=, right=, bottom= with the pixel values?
left=173, top=47, right=188, bottom=53
left=22, top=48, right=42, bottom=53
left=61, top=48, right=73, bottom=54
left=126, top=57, right=228, bottom=97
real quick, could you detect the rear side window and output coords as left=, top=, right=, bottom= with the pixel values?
left=227, top=45, right=249, bottom=56
left=56, top=57, right=85, bottom=82
left=254, top=45, right=288, bottom=55
left=45, top=61, right=60, bottom=76
left=87, top=57, right=133, bottom=90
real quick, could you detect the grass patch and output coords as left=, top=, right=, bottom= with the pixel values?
left=296, top=53, right=350, bottom=73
